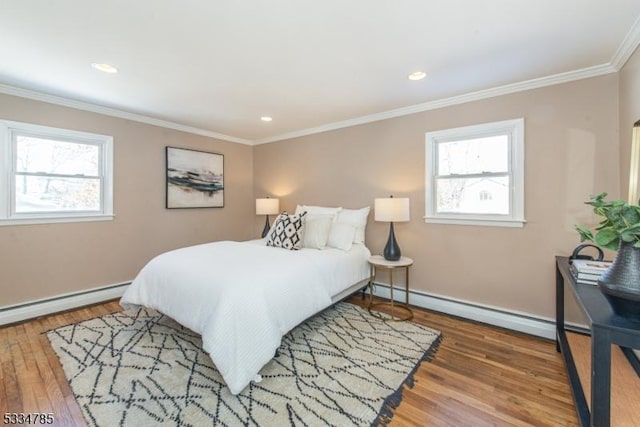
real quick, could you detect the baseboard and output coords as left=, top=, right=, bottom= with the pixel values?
left=0, top=282, right=130, bottom=326
left=1, top=279, right=586, bottom=341
left=371, top=283, right=558, bottom=340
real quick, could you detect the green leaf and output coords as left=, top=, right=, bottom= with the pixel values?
left=575, top=225, right=594, bottom=242
left=586, top=193, right=608, bottom=208
left=622, top=206, right=640, bottom=225
left=594, top=228, right=618, bottom=246
left=603, top=240, right=620, bottom=251
left=620, top=226, right=640, bottom=245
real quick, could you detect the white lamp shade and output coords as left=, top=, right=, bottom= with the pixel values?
left=256, top=198, right=280, bottom=215
left=374, top=197, right=410, bottom=222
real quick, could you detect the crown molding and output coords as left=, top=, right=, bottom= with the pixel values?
left=610, top=14, right=640, bottom=70
left=0, top=84, right=252, bottom=145
left=254, top=63, right=617, bottom=145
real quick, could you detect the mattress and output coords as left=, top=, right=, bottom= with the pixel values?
left=120, top=239, right=370, bottom=394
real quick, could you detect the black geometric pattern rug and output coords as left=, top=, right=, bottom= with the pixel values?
left=47, top=302, right=441, bottom=426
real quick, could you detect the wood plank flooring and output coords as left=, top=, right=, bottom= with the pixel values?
left=0, top=297, right=579, bottom=426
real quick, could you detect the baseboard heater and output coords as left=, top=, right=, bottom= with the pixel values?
left=370, top=281, right=558, bottom=340
left=0, top=282, right=130, bottom=326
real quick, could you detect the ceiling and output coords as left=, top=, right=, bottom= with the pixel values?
left=1, top=1, right=640, bottom=145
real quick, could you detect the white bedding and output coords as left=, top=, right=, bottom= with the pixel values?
left=120, top=239, right=370, bottom=395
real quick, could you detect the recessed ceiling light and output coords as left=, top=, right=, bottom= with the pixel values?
left=408, top=71, right=426, bottom=81
left=261, top=116, right=273, bottom=122
left=91, top=63, right=118, bottom=74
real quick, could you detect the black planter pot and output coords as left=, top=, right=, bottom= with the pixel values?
left=597, top=240, right=640, bottom=320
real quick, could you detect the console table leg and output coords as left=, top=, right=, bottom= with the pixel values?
left=556, top=264, right=564, bottom=353
left=591, top=326, right=611, bottom=427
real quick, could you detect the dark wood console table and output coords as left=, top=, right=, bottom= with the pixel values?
left=556, top=256, right=640, bottom=427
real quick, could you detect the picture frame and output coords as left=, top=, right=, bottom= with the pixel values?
left=166, top=146, right=224, bottom=209
left=629, top=120, right=640, bottom=204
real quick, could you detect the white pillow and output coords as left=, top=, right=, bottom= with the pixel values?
left=302, top=215, right=333, bottom=250
left=326, top=222, right=356, bottom=251
left=335, top=206, right=370, bottom=244
left=295, top=205, right=342, bottom=220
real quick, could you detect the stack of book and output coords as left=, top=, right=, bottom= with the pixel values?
left=569, top=259, right=612, bottom=285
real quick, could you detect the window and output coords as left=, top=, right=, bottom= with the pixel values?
left=479, top=190, right=492, bottom=201
left=0, top=120, right=113, bottom=225
left=425, top=118, right=525, bottom=227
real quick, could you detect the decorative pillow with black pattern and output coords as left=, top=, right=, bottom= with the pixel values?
left=266, top=211, right=307, bottom=250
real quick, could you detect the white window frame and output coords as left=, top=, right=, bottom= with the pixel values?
left=425, top=118, right=525, bottom=228
left=0, top=120, right=113, bottom=226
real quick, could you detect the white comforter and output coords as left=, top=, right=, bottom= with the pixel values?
left=120, top=240, right=370, bottom=395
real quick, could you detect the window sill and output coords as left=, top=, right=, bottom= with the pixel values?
left=424, top=216, right=526, bottom=228
left=0, top=214, right=114, bottom=227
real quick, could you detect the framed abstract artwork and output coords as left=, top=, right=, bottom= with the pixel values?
left=166, top=146, right=224, bottom=208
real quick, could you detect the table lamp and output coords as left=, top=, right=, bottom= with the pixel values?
left=374, top=196, right=410, bottom=261
left=256, top=197, right=280, bottom=238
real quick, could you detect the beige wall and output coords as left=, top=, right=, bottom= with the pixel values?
left=0, top=71, right=624, bottom=320
left=253, top=75, right=620, bottom=319
left=620, top=46, right=640, bottom=200
left=0, top=94, right=254, bottom=307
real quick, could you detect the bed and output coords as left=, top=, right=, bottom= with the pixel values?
left=120, top=233, right=371, bottom=395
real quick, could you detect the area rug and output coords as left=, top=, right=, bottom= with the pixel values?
left=47, top=302, right=441, bottom=426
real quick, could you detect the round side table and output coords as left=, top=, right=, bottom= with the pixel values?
left=367, top=255, right=414, bottom=321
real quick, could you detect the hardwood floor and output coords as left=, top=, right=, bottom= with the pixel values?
left=0, top=297, right=578, bottom=426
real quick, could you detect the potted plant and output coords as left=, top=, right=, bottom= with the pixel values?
left=576, top=192, right=640, bottom=319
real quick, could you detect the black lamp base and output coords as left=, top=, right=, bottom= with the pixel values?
left=383, top=222, right=401, bottom=261
left=261, top=215, right=271, bottom=238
